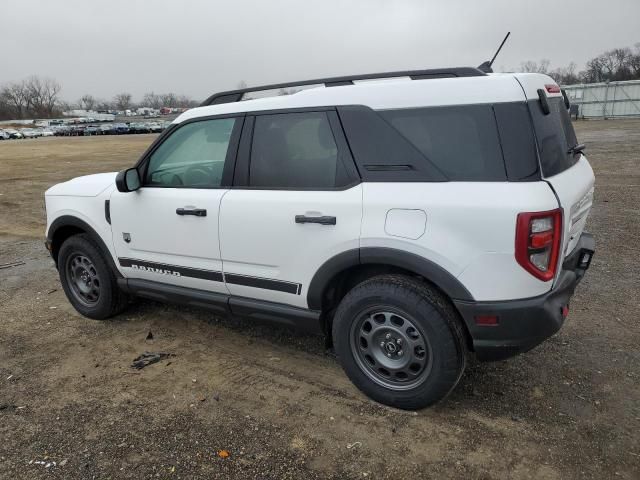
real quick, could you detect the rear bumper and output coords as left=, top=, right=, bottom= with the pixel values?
left=454, top=232, right=595, bottom=361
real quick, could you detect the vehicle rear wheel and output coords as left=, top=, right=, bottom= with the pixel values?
left=332, top=275, right=466, bottom=410
left=58, top=234, right=128, bottom=319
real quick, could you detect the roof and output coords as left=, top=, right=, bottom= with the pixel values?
left=175, top=72, right=557, bottom=124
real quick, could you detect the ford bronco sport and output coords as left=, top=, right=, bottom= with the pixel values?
left=45, top=67, right=595, bottom=409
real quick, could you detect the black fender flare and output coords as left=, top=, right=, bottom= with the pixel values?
left=47, top=215, right=120, bottom=275
left=307, top=247, right=474, bottom=310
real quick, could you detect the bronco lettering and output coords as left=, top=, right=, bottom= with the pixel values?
left=130, top=264, right=181, bottom=277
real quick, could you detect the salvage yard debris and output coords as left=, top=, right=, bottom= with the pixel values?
left=0, top=261, right=25, bottom=270
left=131, top=351, right=174, bottom=370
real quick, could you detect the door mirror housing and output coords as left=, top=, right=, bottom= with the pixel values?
left=116, top=168, right=141, bottom=192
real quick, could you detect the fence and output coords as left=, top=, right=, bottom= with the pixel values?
left=563, top=79, right=640, bottom=119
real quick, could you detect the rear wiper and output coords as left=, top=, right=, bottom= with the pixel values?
left=568, top=143, right=586, bottom=155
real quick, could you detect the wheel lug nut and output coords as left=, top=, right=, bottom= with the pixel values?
left=398, top=350, right=403, bottom=356
left=396, top=339, right=402, bottom=345
left=387, top=353, right=391, bottom=357
left=380, top=341, right=385, bottom=347
left=385, top=333, right=391, bottom=339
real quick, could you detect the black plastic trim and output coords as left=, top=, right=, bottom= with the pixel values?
left=306, top=247, right=473, bottom=311
left=201, top=67, right=486, bottom=106
left=116, top=278, right=321, bottom=334
left=360, top=248, right=474, bottom=301
left=104, top=200, right=111, bottom=224
left=224, top=273, right=301, bottom=295
left=454, top=232, right=594, bottom=361
left=118, top=278, right=230, bottom=316
left=229, top=296, right=320, bottom=333
left=307, top=249, right=360, bottom=310
left=46, top=216, right=120, bottom=276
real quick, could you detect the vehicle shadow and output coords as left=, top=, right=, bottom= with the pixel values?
left=118, top=298, right=564, bottom=419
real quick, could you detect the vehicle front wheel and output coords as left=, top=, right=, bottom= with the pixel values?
left=332, top=275, right=466, bottom=410
left=58, top=234, right=128, bottom=319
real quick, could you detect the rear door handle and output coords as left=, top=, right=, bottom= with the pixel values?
left=176, top=207, right=207, bottom=217
left=295, top=215, right=336, bottom=225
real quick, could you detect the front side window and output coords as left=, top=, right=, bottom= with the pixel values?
left=145, top=118, right=236, bottom=187
left=249, top=111, right=346, bottom=188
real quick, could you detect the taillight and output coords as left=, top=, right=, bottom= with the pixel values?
left=515, top=209, right=562, bottom=281
left=545, top=84, right=561, bottom=94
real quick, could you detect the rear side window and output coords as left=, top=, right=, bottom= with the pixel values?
left=529, top=97, right=579, bottom=177
left=380, top=105, right=506, bottom=181
left=249, top=111, right=348, bottom=189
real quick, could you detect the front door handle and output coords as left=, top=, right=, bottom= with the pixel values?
left=295, top=215, right=336, bottom=225
left=176, top=207, right=207, bottom=217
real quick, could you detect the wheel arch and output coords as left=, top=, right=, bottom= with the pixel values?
left=308, top=247, right=475, bottom=348
left=308, top=247, right=474, bottom=310
left=47, top=215, right=120, bottom=276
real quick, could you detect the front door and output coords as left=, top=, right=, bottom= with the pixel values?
left=110, top=116, right=242, bottom=293
left=219, top=110, right=362, bottom=309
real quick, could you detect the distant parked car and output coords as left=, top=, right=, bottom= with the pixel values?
left=147, top=122, right=163, bottom=133
left=71, top=125, right=86, bottom=136
left=0, top=130, right=10, bottom=140
left=21, top=128, right=39, bottom=139
left=5, top=129, right=23, bottom=139
left=128, top=122, right=150, bottom=134
left=112, top=123, right=130, bottom=135
left=53, top=126, right=71, bottom=136
left=99, top=124, right=113, bottom=135
left=84, top=126, right=99, bottom=136
left=41, top=129, right=55, bottom=137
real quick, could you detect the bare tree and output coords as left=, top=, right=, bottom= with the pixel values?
left=520, top=59, right=550, bottom=74
left=549, top=62, right=581, bottom=85
left=160, top=92, right=178, bottom=108
left=142, top=92, right=162, bottom=109
left=0, top=80, right=31, bottom=119
left=113, top=92, right=132, bottom=110
left=79, top=94, right=96, bottom=111
left=176, top=94, right=197, bottom=108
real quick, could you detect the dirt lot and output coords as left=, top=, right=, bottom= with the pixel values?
left=0, top=124, right=639, bottom=479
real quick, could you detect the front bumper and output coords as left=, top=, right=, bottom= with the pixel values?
left=454, top=232, right=595, bottom=361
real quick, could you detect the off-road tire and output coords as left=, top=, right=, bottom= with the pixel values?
left=332, top=274, right=466, bottom=410
left=58, top=234, right=128, bottom=319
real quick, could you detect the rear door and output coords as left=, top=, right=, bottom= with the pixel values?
left=526, top=91, right=595, bottom=261
left=218, top=109, right=362, bottom=309
left=110, top=115, right=242, bottom=293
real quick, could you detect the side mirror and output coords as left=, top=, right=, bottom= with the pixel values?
left=116, top=168, right=141, bottom=192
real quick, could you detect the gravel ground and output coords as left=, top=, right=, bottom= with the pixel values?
left=0, top=122, right=638, bottom=479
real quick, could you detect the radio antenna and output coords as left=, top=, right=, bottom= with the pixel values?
left=478, top=32, right=511, bottom=73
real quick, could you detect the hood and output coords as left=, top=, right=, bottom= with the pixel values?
left=46, top=172, right=117, bottom=197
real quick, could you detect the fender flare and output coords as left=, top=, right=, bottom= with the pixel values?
left=307, top=247, right=474, bottom=310
left=47, top=215, right=120, bottom=275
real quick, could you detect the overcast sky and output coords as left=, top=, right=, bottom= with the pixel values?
left=2, top=0, right=639, bottom=102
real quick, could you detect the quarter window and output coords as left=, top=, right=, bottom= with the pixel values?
left=145, top=118, right=236, bottom=187
left=380, top=105, right=507, bottom=181
left=249, top=112, right=346, bottom=188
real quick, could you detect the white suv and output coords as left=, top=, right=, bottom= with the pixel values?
left=44, top=67, right=595, bottom=409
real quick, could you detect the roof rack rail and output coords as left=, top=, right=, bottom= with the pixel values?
left=201, top=67, right=486, bottom=106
